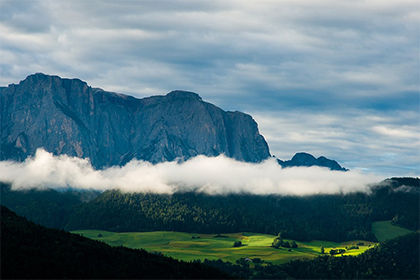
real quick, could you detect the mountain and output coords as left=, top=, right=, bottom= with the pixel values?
left=0, top=73, right=270, bottom=168
left=0, top=205, right=230, bottom=279
left=278, top=152, right=348, bottom=171
left=1, top=73, right=347, bottom=170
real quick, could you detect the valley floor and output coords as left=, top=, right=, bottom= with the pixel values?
left=72, top=220, right=415, bottom=265
left=71, top=230, right=377, bottom=265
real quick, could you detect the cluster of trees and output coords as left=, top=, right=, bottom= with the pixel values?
left=329, top=248, right=346, bottom=255
left=271, top=233, right=298, bottom=249
left=2, top=177, right=418, bottom=243
left=233, top=241, right=242, bottom=247
left=0, top=206, right=231, bottom=279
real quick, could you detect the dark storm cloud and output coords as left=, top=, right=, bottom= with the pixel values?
left=0, top=0, right=418, bottom=176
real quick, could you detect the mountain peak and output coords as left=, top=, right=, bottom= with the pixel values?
left=1, top=74, right=270, bottom=167
left=166, top=90, right=202, bottom=101
left=278, top=152, right=347, bottom=171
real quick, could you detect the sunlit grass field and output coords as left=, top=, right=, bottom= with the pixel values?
left=71, top=230, right=376, bottom=264
left=371, top=220, right=414, bottom=242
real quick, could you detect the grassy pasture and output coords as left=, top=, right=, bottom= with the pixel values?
left=71, top=230, right=375, bottom=264
left=371, top=220, right=414, bottom=242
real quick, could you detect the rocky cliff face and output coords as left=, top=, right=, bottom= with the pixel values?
left=0, top=73, right=271, bottom=168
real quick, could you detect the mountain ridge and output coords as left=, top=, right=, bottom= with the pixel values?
left=1, top=73, right=270, bottom=168
left=1, top=73, right=346, bottom=170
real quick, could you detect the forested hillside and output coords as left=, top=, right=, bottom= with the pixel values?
left=65, top=178, right=419, bottom=242
left=2, top=178, right=418, bottom=243
left=0, top=182, right=100, bottom=228
left=0, top=206, right=230, bottom=279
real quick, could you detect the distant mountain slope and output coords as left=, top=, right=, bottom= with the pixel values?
left=0, top=205, right=230, bottom=279
left=0, top=73, right=270, bottom=168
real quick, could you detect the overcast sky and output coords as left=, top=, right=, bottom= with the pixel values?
left=1, top=0, right=419, bottom=177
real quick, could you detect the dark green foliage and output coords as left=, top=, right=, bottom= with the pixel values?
left=233, top=240, right=242, bottom=247
left=330, top=248, right=346, bottom=255
left=282, top=241, right=290, bottom=248
left=64, top=178, right=419, bottom=242
left=279, top=232, right=420, bottom=279
left=0, top=206, right=231, bottom=279
left=271, top=236, right=283, bottom=248
left=200, top=233, right=420, bottom=279
left=2, top=177, right=419, bottom=243
left=0, top=182, right=100, bottom=229
left=346, top=245, right=359, bottom=250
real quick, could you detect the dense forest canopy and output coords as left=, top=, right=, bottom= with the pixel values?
left=1, top=177, right=418, bottom=242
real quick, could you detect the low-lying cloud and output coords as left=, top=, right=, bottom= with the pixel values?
left=0, top=149, right=383, bottom=196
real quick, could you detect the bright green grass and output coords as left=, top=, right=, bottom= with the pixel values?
left=71, top=230, right=375, bottom=265
left=371, top=220, right=414, bottom=242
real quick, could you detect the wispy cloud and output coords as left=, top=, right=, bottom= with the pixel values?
left=0, top=149, right=383, bottom=196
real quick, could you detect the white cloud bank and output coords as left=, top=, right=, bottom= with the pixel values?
left=0, top=149, right=383, bottom=196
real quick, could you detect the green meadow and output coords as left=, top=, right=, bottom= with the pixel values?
left=371, top=220, right=414, bottom=242
left=71, top=230, right=376, bottom=265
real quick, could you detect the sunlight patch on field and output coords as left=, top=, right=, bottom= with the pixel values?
left=71, top=230, right=376, bottom=264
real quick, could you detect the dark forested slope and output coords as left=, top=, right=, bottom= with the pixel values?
left=65, top=178, right=419, bottom=242
left=0, top=206, right=230, bottom=279
left=2, top=178, right=418, bottom=243
left=0, top=182, right=100, bottom=229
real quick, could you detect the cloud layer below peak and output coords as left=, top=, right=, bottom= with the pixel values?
left=0, top=149, right=383, bottom=196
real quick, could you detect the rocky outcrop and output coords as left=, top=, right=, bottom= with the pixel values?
left=277, top=152, right=348, bottom=171
left=0, top=73, right=271, bottom=168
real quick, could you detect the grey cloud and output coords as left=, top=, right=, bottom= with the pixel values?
left=0, top=0, right=418, bottom=176
left=252, top=109, right=420, bottom=176
left=0, top=0, right=52, bottom=33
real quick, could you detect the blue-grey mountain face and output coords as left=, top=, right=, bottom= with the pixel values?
left=277, top=152, right=348, bottom=171
left=0, top=73, right=271, bottom=168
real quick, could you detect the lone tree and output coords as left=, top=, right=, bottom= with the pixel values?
left=320, top=246, right=325, bottom=254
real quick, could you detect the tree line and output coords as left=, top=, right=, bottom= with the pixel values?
left=65, top=178, right=418, bottom=242
left=1, top=177, right=418, bottom=242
